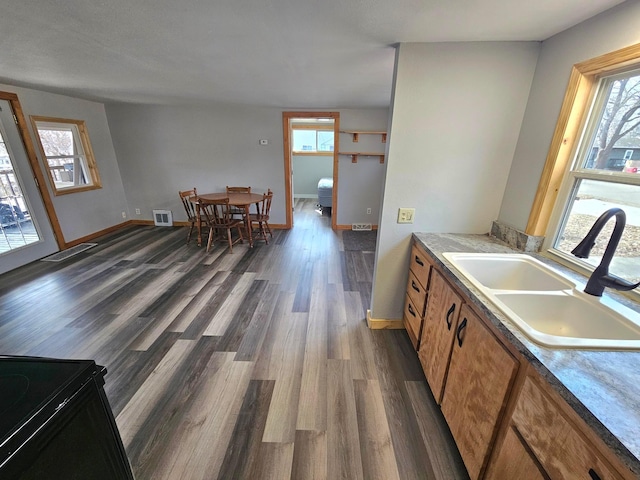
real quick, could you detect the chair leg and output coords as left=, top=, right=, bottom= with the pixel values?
left=259, top=221, right=268, bottom=245
left=186, top=223, right=194, bottom=244
left=265, top=221, right=272, bottom=238
left=227, top=228, right=233, bottom=252
left=206, top=227, right=214, bottom=253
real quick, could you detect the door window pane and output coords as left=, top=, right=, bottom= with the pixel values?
left=0, top=128, right=40, bottom=253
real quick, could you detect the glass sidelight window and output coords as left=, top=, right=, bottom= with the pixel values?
left=0, top=123, right=40, bottom=253
left=31, top=117, right=102, bottom=195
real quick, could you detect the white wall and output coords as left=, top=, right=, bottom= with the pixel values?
left=0, top=83, right=128, bottom=243
left=292, top=154, right=333, bottom=197
left=337, top=109, right=388, bottom=226
left=371, top=42, right=540, bottom=320
left=106, top=103, right=288, bottom=225
left=498, top=1, right=640, bottom=231
left=105, top=104, right=389, bottom=228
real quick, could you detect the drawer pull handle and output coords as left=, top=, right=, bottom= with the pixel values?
left=588, top=469, right=601, bottom=480
left=411, top=280, right=420, bottom=293
left=456, top=317, right=468, bottom=347
left=408, top=303, right=417, bottom=317
left=415, top=256, right=424, bottom=267
left=445, top=303, right=455, bottom=330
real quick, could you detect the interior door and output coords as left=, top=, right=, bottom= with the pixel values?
left=0, top=98, right=58, bottom=274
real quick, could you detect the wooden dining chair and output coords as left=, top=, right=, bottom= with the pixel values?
left=198, top=198, right=244, bottom=252
left=179, top=187, right=199, bottom=244
left=249, top=189, right=273, bottom=244
left=226, top=186, right=251, bottom=219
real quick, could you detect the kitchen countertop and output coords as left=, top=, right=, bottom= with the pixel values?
left=413, top=232, right=640, bottom=477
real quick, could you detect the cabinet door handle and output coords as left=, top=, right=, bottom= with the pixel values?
left=588, top=469, right=602, bottom=480
left=456, top=317, right=468, bottom=347
left=411, top=280, right=420, bottom=293
left=445, top=303, right=455, bottom=330
left=415, top=256, right=424, bottom=267
left=408, top=303, right=417, bottom=317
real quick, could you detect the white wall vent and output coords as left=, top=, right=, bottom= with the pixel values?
left=352, top=223, right=372, bottom=231
left=153, top=209, right=173, bottom=226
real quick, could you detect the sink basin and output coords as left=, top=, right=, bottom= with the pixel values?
left=443, top=252, right=640, bottom=349
left=493, top=291, right=640, bottom=348
left=442, top=252, right=576, bottom=291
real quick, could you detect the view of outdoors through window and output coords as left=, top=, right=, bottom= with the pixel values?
left=554, top=70, right=640, bottom=283
left=292, top=129, right=334, bottom=152
left=35, top=122, right=91, bottom=190
left=0, top=129, right=40, bottom=254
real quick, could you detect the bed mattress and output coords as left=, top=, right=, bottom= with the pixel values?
left=317, top=177, right=333, bottom=208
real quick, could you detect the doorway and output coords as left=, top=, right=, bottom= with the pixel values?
left=0, top=93, right=60, bottom=274
left=282, top=111, right=339, bottom=230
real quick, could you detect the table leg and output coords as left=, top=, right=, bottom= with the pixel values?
left=196, top=203, right=203, bottom=247
left=244, top=205, right=253, bottom=247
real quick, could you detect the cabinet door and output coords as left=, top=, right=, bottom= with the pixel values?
left=485, top=426, right=548, bottom=480
left=508, top=376, right=627, bottom=480
left=441, top=304, right=518, bottom=480
left=418, top=269, right=462, bottom=404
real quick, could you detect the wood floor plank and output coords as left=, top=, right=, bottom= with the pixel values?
left=247, top=442, right=295, bottom=480
left=345, top=291, right=379, bottom=381
left=234, top=283, right=281, bottom=361
left=354, top=379, right=401, bottom=480
left=296, top=285, right=328, bottom=431
left=290, top=430, right=327, bottom=480
left=202, top=272, right=257, bottom=336
left=156, top=353, right=253, bottom=480
left=405, top=380, right=469, bottom=480
left=217, top=379, right=276, bottom=480
left=327, top=283, right=350, bottom=360
left=327, top=359, right=364, bottom=480
left=261, top=310, right=308, bottom=442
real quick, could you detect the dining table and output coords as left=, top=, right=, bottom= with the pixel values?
left=192, top=191, right=265, bottom=248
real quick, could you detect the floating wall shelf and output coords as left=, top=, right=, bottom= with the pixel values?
left=340, top=130, right=387, bottom=143
left=339, top=152, right=385, bottom=164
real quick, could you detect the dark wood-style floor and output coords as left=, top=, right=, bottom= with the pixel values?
left=0, top=199, right=468, bottom=480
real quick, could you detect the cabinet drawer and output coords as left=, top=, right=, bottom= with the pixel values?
left=403, top=295, right=422, bottom=349
left=406, top=269, right=427, bottom=317
left=410, top=243, right=431, bottom=288
left=509, top=376, right=625, bottom=480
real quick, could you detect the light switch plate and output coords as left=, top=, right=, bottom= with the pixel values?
left=397, top=208, right=415, bottom=224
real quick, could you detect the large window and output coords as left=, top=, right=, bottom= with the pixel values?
left=31, top=117, right=102, bottom=195
left=292, top=126, right=334, bottom=154
left=550, top=68, right=640, bottom=283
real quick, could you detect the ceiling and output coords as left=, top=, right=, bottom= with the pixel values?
left=0, top=0, right=627, bottom=108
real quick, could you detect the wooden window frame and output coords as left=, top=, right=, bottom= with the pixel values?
left=526, top=43, right=640, bottom=236
left=291, top=124, right=335, bottom=156
left=30, top=116, right=102, bottom=196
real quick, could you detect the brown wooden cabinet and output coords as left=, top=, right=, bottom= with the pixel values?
left=402, top=242, right=432, bottom=349
left=486, top=371, right=634, bottom=480
left=404, top=239, right=636, bottom=480
left=441, top=304, right=519, bottom=479
left=417, top=268, right=462, bottom=404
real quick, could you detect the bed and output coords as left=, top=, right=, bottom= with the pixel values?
left=317, top=177, right=333, bottom=212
